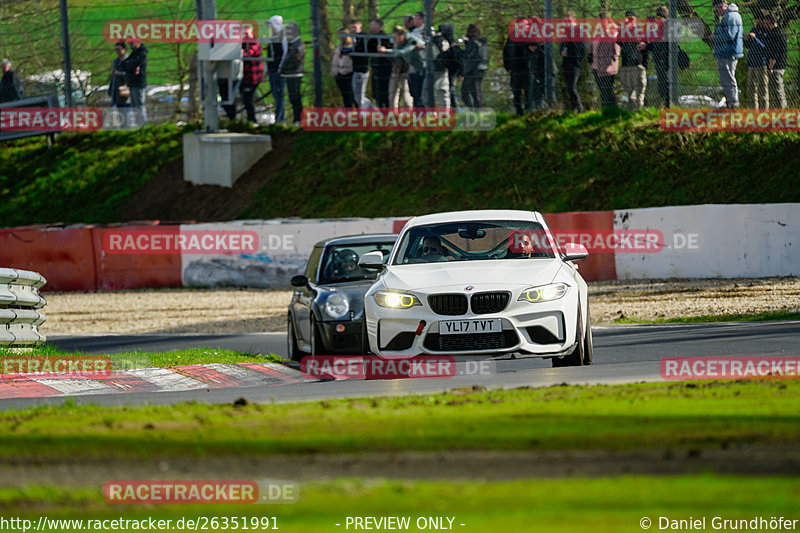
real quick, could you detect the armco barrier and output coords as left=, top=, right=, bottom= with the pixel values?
left=0, top=268, right=47, bottom=346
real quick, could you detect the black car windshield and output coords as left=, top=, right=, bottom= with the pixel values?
left=393, top=220, right=556, bottom=265
left=317, top=243, right=393, bottom=284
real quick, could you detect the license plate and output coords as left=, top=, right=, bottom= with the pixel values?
left=440, top=319, right=501, bottom=335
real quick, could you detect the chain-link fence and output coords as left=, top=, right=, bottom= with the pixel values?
left=0, top=0, right=797, bottom=126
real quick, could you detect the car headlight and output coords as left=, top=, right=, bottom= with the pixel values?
left=373, top=290, right=421, bottom=309
left=518, top=283, right=569, bottom=303
left=325, top=294, right=350, bottom=318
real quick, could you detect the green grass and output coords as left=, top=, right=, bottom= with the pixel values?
left=615, top=310, right=800, bottom=324
left=0, top=345, right=281, bottom=370
left=4, top=111, right=800, bottom=226
left=1, top=380, right=798, bottom=460
left=1, top=476, right=798, bottom=532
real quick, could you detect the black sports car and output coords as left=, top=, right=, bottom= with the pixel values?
left=286, top=234, right=397, bottom=360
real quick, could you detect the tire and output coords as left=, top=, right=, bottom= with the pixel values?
left=360, top=319, right=372, bottom=355
left=552, top=305, right=584, bottom=368
left=310, top=316, right=326, bottom=356
left=287, top=315, right=306, bottom=362
left=582, top=306, right=594, bottom=366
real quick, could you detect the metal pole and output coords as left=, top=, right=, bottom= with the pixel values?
left=310, top=0, right=323, bottom=106
left=196, top=0, right=218, bottom=132
left=423, top=0, right=434, bottom=107
left=667, top=0, right=679, bottom=107
left=59, top=0, right=73, bottom=107
left=543, top=0, right=554, bottom=108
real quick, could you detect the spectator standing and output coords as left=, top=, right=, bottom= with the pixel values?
left=503, top=34, right=530, bottom=115
left=766, top=15, right=787, bottom=109
left=349, top=20, right=371, bottom=108
left=267, top=15, right=287, bottom=124
left=367, top=19, right=393, bottom=108
left=108, top=42, right=129, bottom=108
left=527, top=41, right=546, bottom=111
left=438, top=24, right=462, bottom=108
left=332, top=30, right=355, bottom=108
left=118, top=39, right=148, bottom=125
left=408, top=12, right=427, bottom=107
left=430, top=27, right=451, bottom=108
left=241, top=25, right=264, bottom=123
left=590, top=13, right=620, bottom=108
left=646, top=6, right=671, bottom=107
left=461, top=24, right=488, bottom=108
left=743, top=16, right=769, bottom=109
left=280, top=22, right=305, bottom=125
left=0, top=58, right=23, bottom=103
left=386, top=26, right=414, bottom=108
left=618, top=10, right=648, bottom=111
left=713, top=0, right=744, bottom=108
left=560, top=13, right=586, bottom=112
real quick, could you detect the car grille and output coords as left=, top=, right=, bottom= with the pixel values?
left=428, top=294, right=468, bottom=316
left=470, top=292, right=511, bottom=314
left=423, top=330, right=519, bottom=352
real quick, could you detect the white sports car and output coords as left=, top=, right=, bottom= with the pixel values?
left=359, top=210, right=593, bottom=366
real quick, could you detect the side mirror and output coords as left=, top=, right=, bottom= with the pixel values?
left=563, top=243, right=588, bottom=262
left=358, top=250, right=385, bottom=270
left=290, top=274, right=309, bottom=287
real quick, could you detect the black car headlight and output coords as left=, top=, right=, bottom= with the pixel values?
left=325, top=294, right=350, bottom=318
left=518, top=283, right=569, bottom=303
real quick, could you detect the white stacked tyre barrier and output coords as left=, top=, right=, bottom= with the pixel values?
left=0, top=268, right=47, bottom=346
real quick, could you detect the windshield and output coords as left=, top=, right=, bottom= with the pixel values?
left=393, top=220, right=556, bottom=265
left=317, top=242, right=394, bottom=284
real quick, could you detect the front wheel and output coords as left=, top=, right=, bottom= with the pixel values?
left=582, top=306, right=593, bottom=366
left=360, top=319, right=372, bottom=355
left=310, top=316, right=326, bottom=356
left=287, top=315, right=307, bottom=362
left=552, top=305, right=585, bottom=368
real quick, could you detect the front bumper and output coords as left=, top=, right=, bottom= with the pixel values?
left=319, top=319, right=363, bottom=354
left=367, top=297, right=578, bottom=358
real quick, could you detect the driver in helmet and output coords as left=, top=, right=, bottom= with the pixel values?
left=333, top=249, right=365, bottom=278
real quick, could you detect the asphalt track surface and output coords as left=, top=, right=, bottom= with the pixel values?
left=3, top=321, right=798, bottom=410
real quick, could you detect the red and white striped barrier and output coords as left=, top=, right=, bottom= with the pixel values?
left=0, top=204, right=796, bottom=291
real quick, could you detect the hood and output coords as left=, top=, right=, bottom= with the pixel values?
left=726, top=3, right=739, bottom=12
left=285, top=21, right=301, bottom=41
left=269, top=15, right=284, bottom=35
left=438, top=24, right=455, bottom=42
left=381, top=259, right=564, bottom=292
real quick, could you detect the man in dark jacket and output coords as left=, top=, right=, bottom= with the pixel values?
left=279, top=22, right=305, bottom=125
left=618, top=10, right=648, bottom=110
left=108, top=43, right=129, bottom=108
left=348, top=20, right=371, bottom=108
left=438, top=24, right=462, bottom=108
left=367, top=18, right=392, bottom=108
left=503, top=35, right=531, bottom=115
left=765, top=15, right=787, bottom=109
left=743, top=16, right=770, bottom=109
left=560, top=13, right=586, bottom=113
left=646, top=6, right=671, bottom=107
left=0, top=58, right=24, bottom=103
left=461, top=24, right=488, bottom=108
left=267, top=15, right=286, bottom=124
left=118, top=40, right=148, bottom=124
